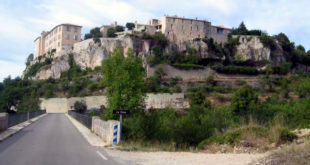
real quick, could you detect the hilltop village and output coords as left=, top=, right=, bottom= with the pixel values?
left=1, top=13, right=310, bottom=158
left=33, top=15, right=230, bottom=59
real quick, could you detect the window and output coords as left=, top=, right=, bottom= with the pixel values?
left=66, top=26, right=71, bottom=32
left=58, top=42, right=60, bottom=47
left=173, top=18, right=175, bottom=22
left=182, top=25, right=184, bottom=30
left=66, top=34, right=70, bottom=40
left=58, top=35, right=61, bottom=39
left=74, top=27, right=78, bottom=32
left=217, top=28, right=224, bottom=34
left=66, top=42, right=69, bottom=47
left=58, top=26, right=61, bottom=31
left=197, top=25, right=199, bottom=31
left=191, top=20, right=193, bottom=24
left=74, top=35, right=78, bottom=40
left=182, top=19, right=184, bottom=23
left=171, top=24, right=173, bottom=29
left=191, top=26, right=192, bottom=31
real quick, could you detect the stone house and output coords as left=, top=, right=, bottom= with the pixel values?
left=33, top=24, right=82, bottom=59
left=134, top=15, right=231, bottom=44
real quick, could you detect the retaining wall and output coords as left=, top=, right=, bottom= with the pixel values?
left=41, top=93, right=189, bottom=113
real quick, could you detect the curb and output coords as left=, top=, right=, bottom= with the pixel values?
left=0, top=114, right=47, bottom=142
left=66, top=113, right=107, bottom=147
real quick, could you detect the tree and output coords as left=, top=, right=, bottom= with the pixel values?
left=101, top=47, right=146, bottom=119
left=107, top=28, right=117, bottom=38
left=115, top=26, right=124, bottom=32
left=237, top=21, right=248, bottom=35
left=74, top=101, right=87, bottom=113
left=126, top=22, right=135, bottom=30
left=26, top=53, right=34, bottom=66
left=232, top=84, right=258, bottom=116
left=84, top=27, right=102, bottom=40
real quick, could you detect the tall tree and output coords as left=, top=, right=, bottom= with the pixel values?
left=101, top=47, right=146, bottom=119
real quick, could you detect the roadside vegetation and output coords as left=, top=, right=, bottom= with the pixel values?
left=96, top=47, right=310, bottom=152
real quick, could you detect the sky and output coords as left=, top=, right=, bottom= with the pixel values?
left=1, top=0, right=310, bottom=81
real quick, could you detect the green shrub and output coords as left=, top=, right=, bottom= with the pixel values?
left=74, top=101, right=87, bottom=113
left=260, top=34, right=277, bottom=50
left=295, top=77, right=310, bottom=98
left=279, top=129, right=298, bottom=143
left=172, top=63, right=205, bottom=70
left=90, top=110, right=100, bottom=117
left=232, top=85, right=258, bottom=117
left=211, top=65, right=259, bottom=75
left=126, top=22, right=135, bottom=30
left=107, top=28, right=117, bottom=37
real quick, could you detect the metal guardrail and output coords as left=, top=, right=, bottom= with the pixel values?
left=8, top=110, right=46, bottom=127
left=68, top=110, right=92, bottom=129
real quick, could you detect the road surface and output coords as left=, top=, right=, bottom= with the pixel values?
left=0, top=114, right=120, bottom=165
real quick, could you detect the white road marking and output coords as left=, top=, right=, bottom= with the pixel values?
left=96, top=151, right=108, bottom=160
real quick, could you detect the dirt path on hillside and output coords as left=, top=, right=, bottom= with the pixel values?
left=105, top=149, right=265, bottom=165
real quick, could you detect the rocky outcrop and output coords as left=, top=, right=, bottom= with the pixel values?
left=30, top=36, right=151, bottom=79
left=32, top=55, right=70, bottom=80
left=234, top=35, right=285, bottom=65
left=171, top=40, right=225, bottom=60
left=72, top=37, right=151, bottom=69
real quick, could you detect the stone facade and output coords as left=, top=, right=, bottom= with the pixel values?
left=135, top=15, right=231, bottom=44
left=33, top=24, right=82, bottom=59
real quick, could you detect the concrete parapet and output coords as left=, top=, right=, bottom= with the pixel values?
left=0, top=113, right=8, bottom=132
left=91, top=117, right=120, bottom=146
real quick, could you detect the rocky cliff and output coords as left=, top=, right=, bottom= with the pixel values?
left=28, top=35, right=287, bottom=80
left=31, top=36, right=151, bottom=80
left=234, top=35, right=286, bottom=65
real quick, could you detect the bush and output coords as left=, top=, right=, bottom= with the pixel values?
left=279, top=129, right=298, bottom=143
left=211, top=65, right=259, bottom=75
left=172, top=63, right=205, bottom=70
left=126, top=22, right=135, bottom=30
left=295, top=77, right=310, bottom=98
left=74, top=101, right=87, bottom=113
left=107, top=28, right=117, bottom=37
left=90, top=110, right=100, bottom=117
left=260, top=34, right=277, bottom=50
left=232, top=85, right=258, bottom=117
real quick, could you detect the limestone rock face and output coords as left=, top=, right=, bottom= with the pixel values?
left=235, top=35, right=271, bottom=62
left=31, top=36, right=151, bottom=79
left=32, top=55, right=70, bottom=80
left=72, top=37, right=151, bottom=69
left=172, top=40, right=225, bottom=60
left=235, top=35, right=286, bottom=65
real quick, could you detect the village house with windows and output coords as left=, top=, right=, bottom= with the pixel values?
left=33, top=24, right=82, bottom=59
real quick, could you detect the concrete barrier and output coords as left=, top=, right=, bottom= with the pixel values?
left=0, top=113, right=8, bottom=131
left=91, top=116, right=120, bottom=146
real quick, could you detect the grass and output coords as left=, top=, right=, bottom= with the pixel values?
left=252, top=142, right=310, bottom=165
left=116, top=140, right=198, bottom=152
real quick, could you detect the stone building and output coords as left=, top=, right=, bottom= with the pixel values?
left=33, top=24, right=82, bottom=59
left=99, top=22, right=118, bottom=37
left=134, top=15, right=231, bottom=44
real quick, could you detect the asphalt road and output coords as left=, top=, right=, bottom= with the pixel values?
left=0, top=114, right=120, bottom=165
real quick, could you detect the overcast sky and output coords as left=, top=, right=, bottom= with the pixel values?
left=1, top=0, right=310, bottom=81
